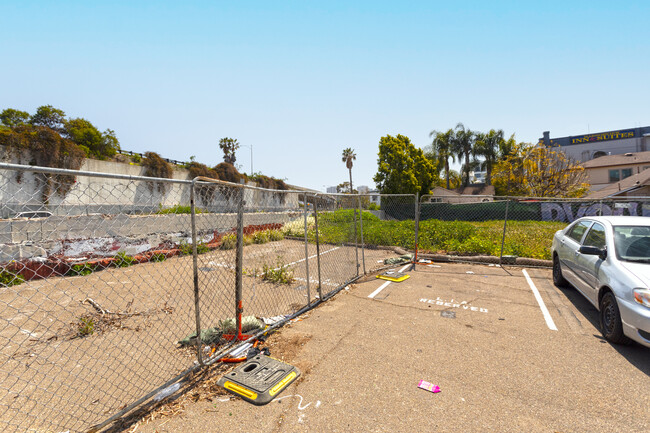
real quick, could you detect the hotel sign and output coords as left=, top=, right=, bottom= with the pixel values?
left=571, top=129, right=635, bottom=144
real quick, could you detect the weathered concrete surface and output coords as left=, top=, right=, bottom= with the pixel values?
left=0, top=212, right=302, bottom=261
left=135, top=263, right=650, bottom=433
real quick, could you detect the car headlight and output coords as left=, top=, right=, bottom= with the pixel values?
left=633, top=289, right=650, bottom=308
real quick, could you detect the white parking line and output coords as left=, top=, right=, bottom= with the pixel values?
left=368, top=264, right=411, bottom=299
left=522, top=269, right=558, bottom=331
left=282, top=246, right=340, bottom=268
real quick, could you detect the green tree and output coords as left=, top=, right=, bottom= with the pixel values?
left=336, top=181, right=355, bottom=193
left=29, top=105, right=66, bottom=132
left=373, top=134, right=436, bottom=195
left=341, top=148, right=356, bottom=193
left=219, top=137, right=240, bottom=164
left=64, top=118, right=120, bottom=159
left=428, top=129, right=455, bottom=189
left=0, top=109, right=30, bottom=128
left=451, top=123, right=475, bottom=187
left=474, top=129, right=504, bottom=185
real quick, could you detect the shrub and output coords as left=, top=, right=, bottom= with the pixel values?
left=114, top=252, right=136, bottom=267
left=67, top=263, right=96, bottom=276
left=180, top=241, right=210, bottom=256
left=0, top=270, right=24, bottom=287
left=220, top=233, right=237, bottom=250
left=77, top=316, right=95, bottom=337
left=156, top=204, right=204, bottom=214
left=253, top=230, right=270, bottom=244
left=262, top=257, right=294, bottom=284
left=249, top=173, right=288, bottom=190
left=267, top=229, right=284, bottom=241
left=214, top=162, right=245, bottom=184
left=142, top=152, right=173, bottom=194
left=151, top=253, right=167, bottom=262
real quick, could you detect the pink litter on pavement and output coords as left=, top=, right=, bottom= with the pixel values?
left=418, top=380, right=441, bottom=393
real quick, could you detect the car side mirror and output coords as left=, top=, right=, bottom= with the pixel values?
left=579, top=245, right=607, bottom=260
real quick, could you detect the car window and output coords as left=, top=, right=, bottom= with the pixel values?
left=614, top=225, right=650, bottom=262
left=582, top=223, right=606, bottom=249
left=567, top=221, right=591, bottom=243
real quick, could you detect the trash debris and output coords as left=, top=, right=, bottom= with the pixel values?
left=262, top=315, right=287, bottom=326
left=154, top=382, right=181, bottom=401
left=377, top=271, right=410, bottom=282
left=418, top=380, right=440, bottom=393
left=466, top=271, right=474, bottom=274
left=441, top=311, right=456, bottom=319
left=178, top=316, right=264, bottom=346
left=218, top=316, right=264, bottom=334
left=384, top=254, right=413, bottom=265
left=178, top=327, right=223, bottom=346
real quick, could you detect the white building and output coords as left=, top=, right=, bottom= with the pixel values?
left=540, top=126, right=650, bottom=163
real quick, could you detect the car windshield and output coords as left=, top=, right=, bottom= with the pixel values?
left=613, top=225, right=650, bottom=263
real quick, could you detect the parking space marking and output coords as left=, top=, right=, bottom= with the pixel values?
left=522, top=269, right=558, bottom=331
left=368, top=264, right=410, bottom=299
left=282, top=246, right=341, bottom=268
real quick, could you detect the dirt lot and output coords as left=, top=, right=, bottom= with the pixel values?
left=0, top=240, right=394, bottom=433
left=128, top=262, right=649, bottom=433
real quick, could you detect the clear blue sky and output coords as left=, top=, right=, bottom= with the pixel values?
left=2, top=1, right=648, bottom=191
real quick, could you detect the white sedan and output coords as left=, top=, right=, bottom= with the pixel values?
left=551, top=216, right=650, bottom=348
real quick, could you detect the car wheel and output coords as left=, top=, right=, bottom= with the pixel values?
left=552, top=254, right=568, bottom=287
left=599, top=292, right=631, bottom=345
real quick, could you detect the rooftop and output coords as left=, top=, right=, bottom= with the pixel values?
left=583, top=151, right=650, bottom=169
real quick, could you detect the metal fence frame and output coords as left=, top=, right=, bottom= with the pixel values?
left=4, top=161, right=650, bottom=432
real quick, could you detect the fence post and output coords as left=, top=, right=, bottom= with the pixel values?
left=358, top=194, right=366, bottom=275
left=190, top=179, right=203, bottom=366
left=499, top=199, right=510, bottom=265
left=413, top=193, right=419, bottom=271
left=313, top=199, right=323, bottom=299
left=353, top=195, right=359, bottom=276
left=303, top=193, right=311, bottom=304
left=235, top=184, right=245, bottom=340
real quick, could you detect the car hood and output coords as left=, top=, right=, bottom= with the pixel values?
left=618, top=261, right=650, bottom=287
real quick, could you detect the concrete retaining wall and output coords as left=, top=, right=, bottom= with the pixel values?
left=0, top=211, right=303, bottom=261
left=0, top=149, right=299, bottom=218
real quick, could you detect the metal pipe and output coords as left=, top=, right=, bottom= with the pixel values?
left=190, top=180, right=203, bottom=366
left=235, top=185, right=245, bottom=340
left=303, top=193, right=311, bottom=304
left=358, top=194, right=366, bottom=275
left=499, top=199, right=510, bottom=265
left=413, top=193, right=419, bottom=271
left=313, top=200, right=323, bottom=299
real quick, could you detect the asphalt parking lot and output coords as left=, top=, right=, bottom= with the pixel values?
left=137, top=262, right=650, bottom=433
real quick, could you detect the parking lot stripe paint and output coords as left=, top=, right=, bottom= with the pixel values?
left=368, top=264, right=410, bottom=299
left=522, top=269, right=558, bottom=331
left=282, top=246, right=340, bottom=268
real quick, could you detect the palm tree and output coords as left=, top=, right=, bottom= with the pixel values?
left=474, top=129, right=504, bottom=185
left=452, top=123, right=475, bottom=187
left=429, top=129, right=455, bottom=189
left=341, top=148, right=356, bottom=193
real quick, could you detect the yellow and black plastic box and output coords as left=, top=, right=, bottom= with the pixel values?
left=217, top=354, right=300, bottom=405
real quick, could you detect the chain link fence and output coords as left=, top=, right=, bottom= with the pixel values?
left=417, top=194, right=650, bottom=268
left=4, top=161, right=650, bottom=432
left=0, top=164, right=401, bottom=433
